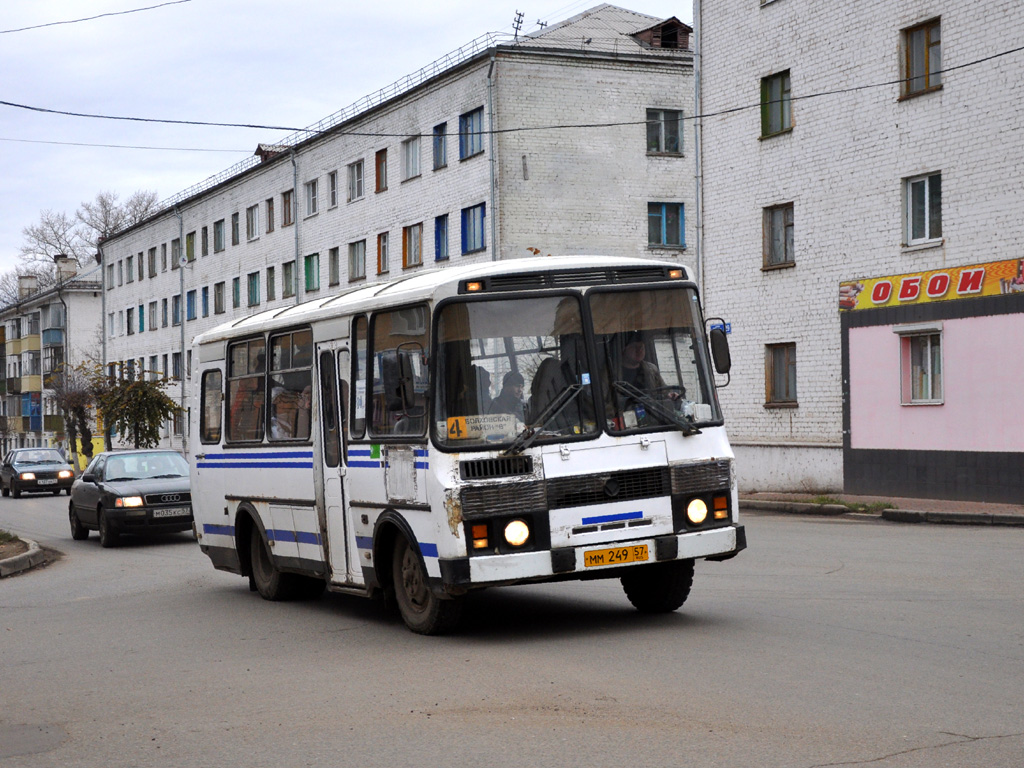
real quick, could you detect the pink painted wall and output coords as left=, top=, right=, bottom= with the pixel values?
left=849, top=313, right=1024, bottom=452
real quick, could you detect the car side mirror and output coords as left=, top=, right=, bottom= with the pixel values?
left=82, top=473, right=97, bottom=484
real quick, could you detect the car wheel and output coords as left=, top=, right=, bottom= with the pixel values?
left=11, top=483, right=20, bottom=499
left=52, top=489, right=61, bottom=496
left=98, top=508, right=119, bottom=548
left=620, top=559, right=695, bottom=613
left=1, top=480, right=8, bottom=497
left=391, top=535, right=462, bottom=635
left=65, top=487, right=72, bottom=496
left=69, top=503, right=89, bottom=541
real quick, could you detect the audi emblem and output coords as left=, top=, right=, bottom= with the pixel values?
left=161, top=494, right=181, bottom=503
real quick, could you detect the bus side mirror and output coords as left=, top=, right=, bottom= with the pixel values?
left=709, top=326, right=731, bottom=375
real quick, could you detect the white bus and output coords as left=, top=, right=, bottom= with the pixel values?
left=190, top=256, right=744, bottom=634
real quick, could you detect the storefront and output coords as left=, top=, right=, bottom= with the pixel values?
left=840, top=258, right=1024, bottom=502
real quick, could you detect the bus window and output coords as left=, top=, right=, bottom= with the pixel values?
left=318, top=350, right=340, bottom=467
left=200, top=369, right=223, bottom=444
left=227, top=338, right=266, bottom=442
left=269, top=329, right=313, bottom=441
left=370, top=306, right=428, bottom=438
left=351, top=316, right=367, bottom=438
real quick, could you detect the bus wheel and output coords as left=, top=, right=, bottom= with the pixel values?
left=250, top=527, right=292, bottom=601
left=392, top=536, right=462, bottom=635
left=621, top=559, right=695, bottom=613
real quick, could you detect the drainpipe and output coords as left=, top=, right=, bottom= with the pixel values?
left=99, top=243, right=107, bottom=371
left=174, top=207, right=186, bottom=453
left=291, top=149, right=301, bottom=303
left=487, top=54, right=498, bottom=261
left=693, top=0, right=705, bottom=292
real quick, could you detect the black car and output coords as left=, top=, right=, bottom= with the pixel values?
left=1, top=448, right=76, bottom=497
left=68, top=450, right=193, bottom=547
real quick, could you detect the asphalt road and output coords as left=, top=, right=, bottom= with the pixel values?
left=2, top=495, right=1023, bottom=768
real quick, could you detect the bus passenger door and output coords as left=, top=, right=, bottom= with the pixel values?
left=316, top=344, right=354, bottom=585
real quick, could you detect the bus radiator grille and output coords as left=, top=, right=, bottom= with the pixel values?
left=669, top=460, right=732, bottom=495
left=460, top=456, right=534, bottom=481
left=546, top=467, right=669, bottom=510
left=461, top=481, right=546, bottom=518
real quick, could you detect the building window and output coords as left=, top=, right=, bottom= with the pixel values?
left=139, top=305, right=146, bottom=333
left=161, top=243, right=168, bottom=271
left=305, top=179, right=318, bottom=216
left=186, top=231, right=196, bottom=262
left=305, top=253, right=320, bottom=291
left=403, top=223, right=423, bottom=268
left=118, top=260, right=123, bottom=285
left=646, top=108, right=682, bottom=154
left=282, top=189, right=294, bottom=227
left=282, top=262, right=295, bottom=298
left=435, top=214, right=449, bottom=261
left=172, top=294, right=181, bottom=326
left=201, top=226, right=208, bottom=257
left=648, top=202, right=685, bottom=248
left=903, top=19, right=941, bottom=97
left=186, top=289, right=197, bottom=320
left=246, top=204, right=260, bottom=240
left=214, top=282, right=225, bottom=314
left=900, top=331, right=943, bottom=404
left=766, top=343, right=797, bottom=405
left=126, top=255, right=134, bottom=283
left=461, top=203, right=486, bottom=254
left=375, top=149, right=388, bottom=193
left=459, top=106, right=484, bottom=159
left=266, top=198, right=275, bottom=232
left=201, top=287, right=209, bottom=317
left=761, top=70, right=792, bottom=137
left=232, top=277, right=241, bottom=309
left=171, top=238, right=181, bottom=269
left=402, top=136, right=420, bottom=180
left=214, top=219, right=225, bottom=252
left=377, top=233, right=389, bottom=274
left=329, top=247, right=340, bottom=286
left=349, top=240, right=366, bottom=281
left=106, top=263, right=114, bottom=289
left=148, top=247, right=157, bottom=276
left=328, top=171, right=338, bottom=207
left=126, top=307, right=134, bottom=335
left=247, top=272, right=260, bottom=306
left=161, top=298, right=168, bottom=327
left=148, top=301, right=157, bottom=330
left=138, top=252, right=145, bottom=280
left=231, top=213, right=240, bottom=245
left=763, top=203, right=794, bottom=267
left=433, top=123, right=447, bottom=169
left=172, top=352, right=182, bottom=380
left=348, top=160, right=364, bottom=201
left=266, top=266, right=276, bottom=302
left=904, top=172, right=941, bottom=245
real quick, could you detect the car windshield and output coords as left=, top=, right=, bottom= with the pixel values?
left=16, top=450, right=65, bottom=464
left=433, top=295, right=598, bottom=450
left=104, top=452, right=188, bottom=481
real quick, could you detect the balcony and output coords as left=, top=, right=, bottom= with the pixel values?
left=42, top=328, right=64, bottom=347
left=20, top=375, right=42, bottom=393
left=6, top=377, right=21, bottom=394
left=6, top=338, right=21, bottom=356
left=20, top=334, right=40, bottom=352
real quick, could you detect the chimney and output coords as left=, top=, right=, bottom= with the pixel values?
left=54, top=254, right=78, bottom=281
left=18, top=275, right=39, bottom=298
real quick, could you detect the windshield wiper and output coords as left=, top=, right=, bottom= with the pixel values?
left=501, top=384, right=583, bottom=456
left=150, top=474, right=185, bottom=479
left=104, top=476, right=135, bottom=482
left=613, top=381, right=701, bottom=436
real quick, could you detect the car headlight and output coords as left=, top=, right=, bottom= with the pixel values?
left=58, top=470, right=73, bottom=479
left=115, top=496, right=144, bottom=508
left=20, top=472, right=36, bottom=481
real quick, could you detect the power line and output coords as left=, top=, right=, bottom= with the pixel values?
left=0, top=1, right=192, bottom=35
left=0, top=136, right=246, bottom=153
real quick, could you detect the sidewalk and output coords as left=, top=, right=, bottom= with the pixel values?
left=741, top=492, right=1024, bottom=526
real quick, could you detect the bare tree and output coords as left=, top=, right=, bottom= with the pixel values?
left=20, top=209, right=89, bottom=267
left=0, top=265, right=56, bottom=306
left=120, top=190, right=159, bottom=228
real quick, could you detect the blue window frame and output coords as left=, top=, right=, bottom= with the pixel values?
left=458, top=107, right=484, bottom=159
left=202, top=286, right=209, bottom=317
left=461, top=203, right=486, bottom=255
left=186, top=290, right=197, bottom=320
left=435, top=214, right=449, bottom=261
left=647, top=202, right=685, bottom=248
left=138, top=305, right=145, bottom=334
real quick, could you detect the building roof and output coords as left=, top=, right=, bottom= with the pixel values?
left=518, top=4, right=669, bottom=53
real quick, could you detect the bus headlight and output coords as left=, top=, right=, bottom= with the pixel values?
left=503, top=519, right=531, bottom=547
left=686, top=498, right=708, bottom=525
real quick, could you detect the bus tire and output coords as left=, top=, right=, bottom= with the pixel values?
left=392, top=536, right=462, bottom=635
left=250, top=527, right=294, bottom=601
left=621, top=559, right=695, bottom=613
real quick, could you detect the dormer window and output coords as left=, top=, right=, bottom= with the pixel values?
left=632, top=18, right=691, bottom=50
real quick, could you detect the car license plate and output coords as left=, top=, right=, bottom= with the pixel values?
left=153, top=507, right=190, bottom=518
left=583, top=544, right=649, bottom=568
left=37, top=479, right=58, bottom=485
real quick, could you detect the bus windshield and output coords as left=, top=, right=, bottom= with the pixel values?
left=434, top=295, right=599, bottom=449
left=589, top=286, right=721, bottom=433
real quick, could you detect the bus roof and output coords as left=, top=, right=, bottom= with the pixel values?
left=192, top=255, right=692, bottom=347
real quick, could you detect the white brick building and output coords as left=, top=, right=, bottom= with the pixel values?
left=697, top=0, right=1024, bottom=500
left=101, top=4, right=695, bottom=450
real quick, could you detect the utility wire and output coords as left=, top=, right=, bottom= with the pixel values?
left=0, top=136, right=245, bottom=152
left=0, top=1, right=191, bottom=34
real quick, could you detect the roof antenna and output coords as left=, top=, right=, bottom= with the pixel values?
left=513, top=10, right=524, bottom=40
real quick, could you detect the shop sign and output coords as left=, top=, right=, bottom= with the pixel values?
left=839, top=258, right=1024, bottom=311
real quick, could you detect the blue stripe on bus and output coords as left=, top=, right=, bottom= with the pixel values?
left=419, top=542, right=439, bottom=558
left=356, top=536, right=373, bottom=550
left=267, top=529, right=322, bottom=546
left=204, top=524, right=236, bottom=536
left=197, top=461, right=314, bottom=469
left=349, top=460, right=383, bottom=468
left=348, top=448, right=373, bottom=456
left=414, top=462, right=429, bottom=470
left=203, top=452, right=314, bottom=460
left=414, top=449, right=429, bottom=457
left=581, top=510, right=645, bottom=526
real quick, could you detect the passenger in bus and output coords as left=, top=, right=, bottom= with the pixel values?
left=488, top=371, right=526, bottom=422
left=473, top=366, right=492, bottom=414
left=619, top=332, right=682, bottom=400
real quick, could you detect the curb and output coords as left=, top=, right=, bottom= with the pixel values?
left=740, top=500, right=856, bottom=517
left=741, top=500, right=1024, bottom=527
left=0, top=538, right=48, bottom=578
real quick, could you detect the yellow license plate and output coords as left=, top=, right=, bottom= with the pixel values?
left=583, top=544, right=649, bottom=568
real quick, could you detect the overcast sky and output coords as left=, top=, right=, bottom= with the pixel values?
left=0, top=0, right=692, bottom=276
